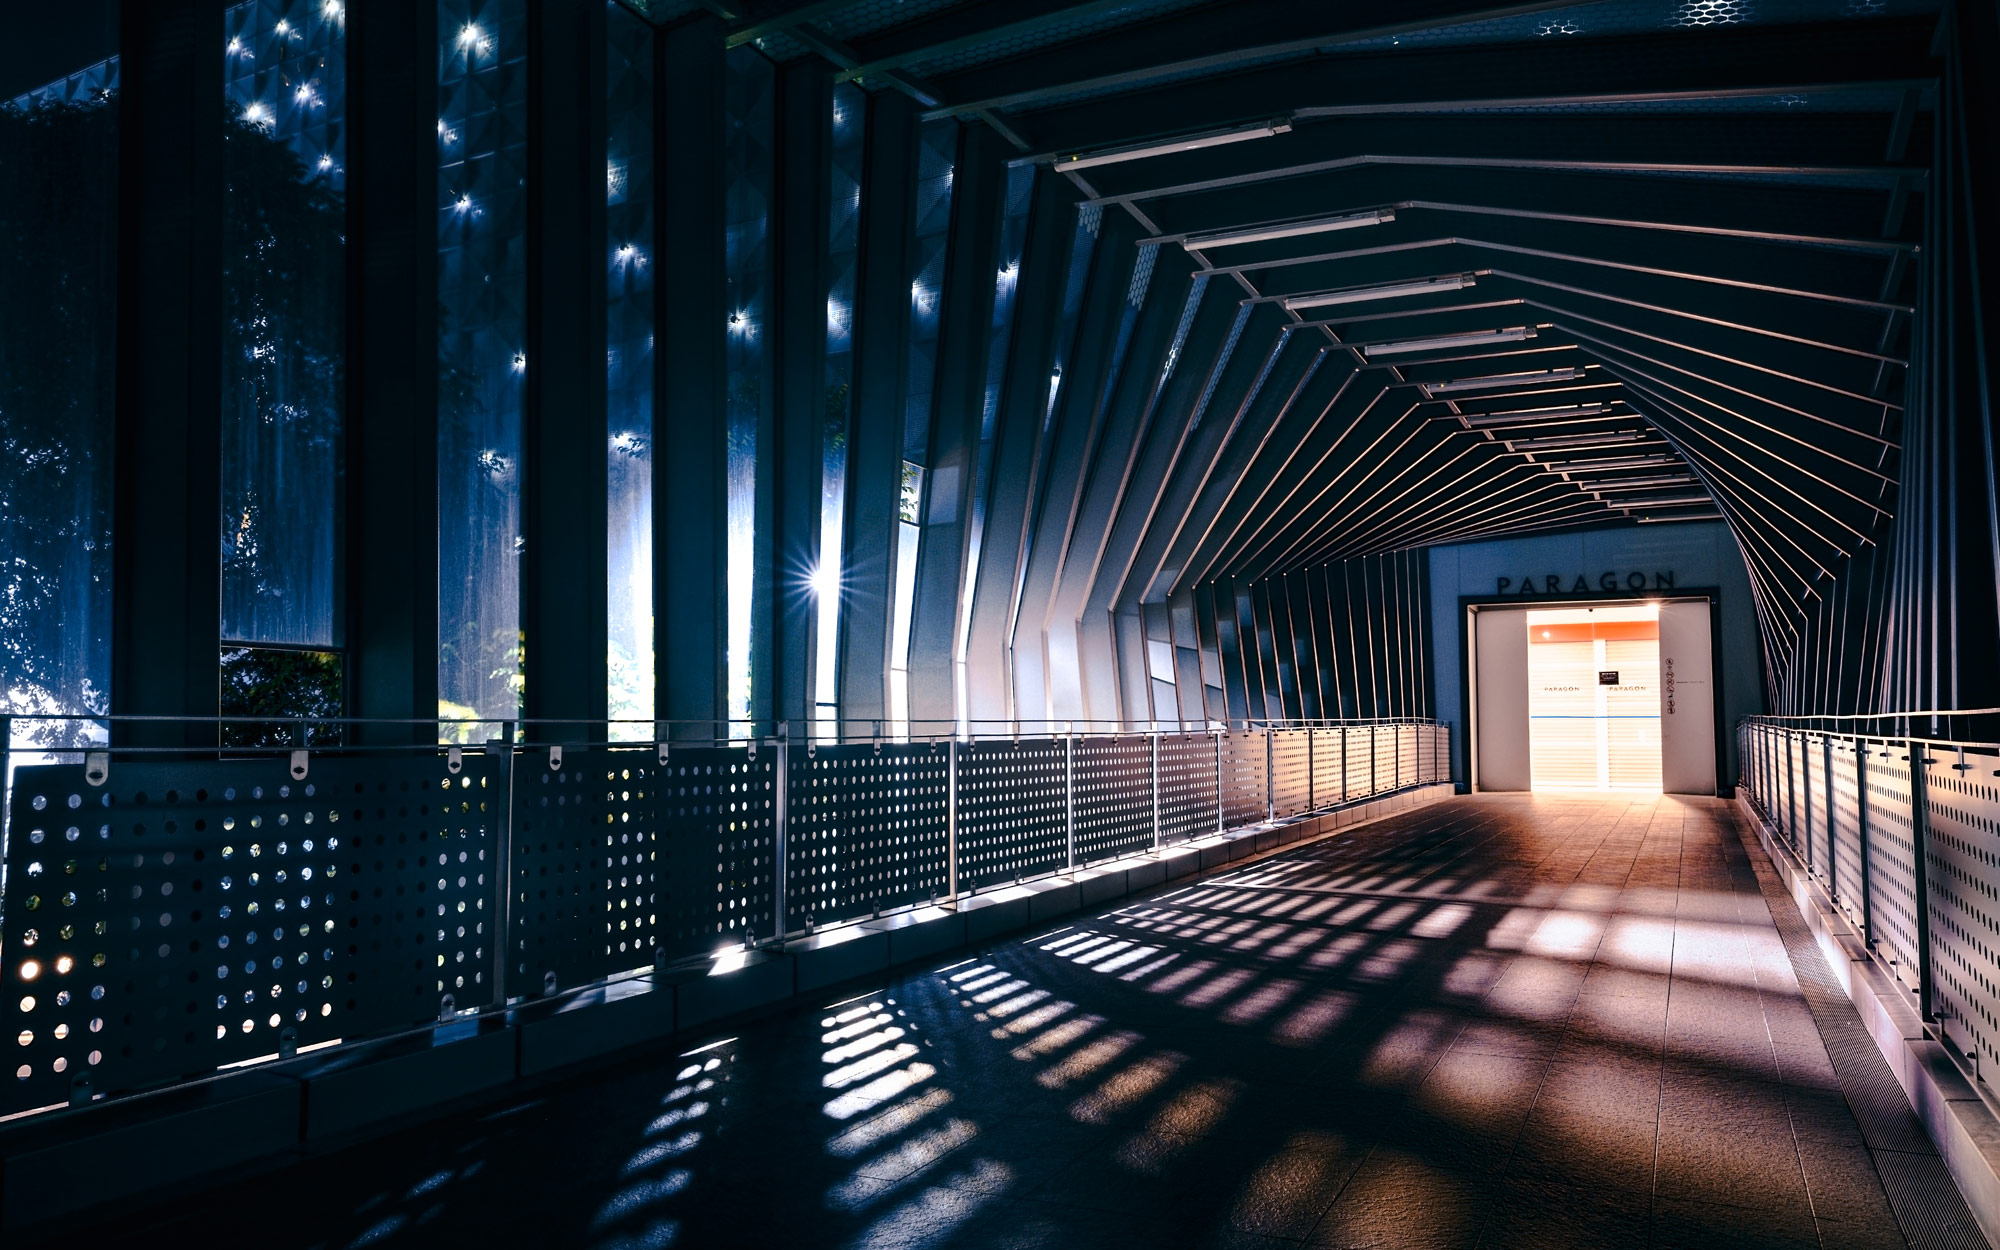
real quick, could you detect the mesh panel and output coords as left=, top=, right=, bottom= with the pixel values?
left=1270, top=730, right=1311, bottom=817
left=1805, top=734, right=1831, bottom=879
left=1157, top=733, right=1217, bottom=846
left=956, top=738, right=1067, bottom=889
left=1345, top=728, right=1374, bottom=798
left=786, top=741, right=950, bottom=931
left=1830, top=738, right=1866, bottom=930
left=1373, top=727, right=1397, bottom=793
left=510, top=746, right=669, bottom=995
left=1863, top=739, right=1921, bottom=990
left=2, top=749, right=503, bottom=1114
left=1400, top=726, right=1419, bottom=788
left=1220, top=731, right=1268, bottom=828
left=1312, top=730, right=1346, bottom=802
left=1921, top=747, right=2000, bottom=1074
left=1072, top=736, right=1153, bottom=866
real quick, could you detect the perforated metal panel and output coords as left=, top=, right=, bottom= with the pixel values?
left=1829, top=738, right=1866, bottom=930
left=956, top=738, right=1067, bottom=889
left=1863, top=739, right=1922, bottom=989
left=1345, top=727, right=1373, bottom=798
left=1373, top=726, right=1397, bottom=793
left=1399, top=726, right=1418, bottom=788
left=1920, top=746, right=2000, bottom=1073
left=1072, top=736, right=1153, bottom=865
left=1220, top=731, right=1268, bottom=828
left=1269, top=730, right=1311, bottom=817
left=1156, top=733, right=1218, bottom=846
left=1790, top=732, right=1814, bottom=862
left=1312, top=730, right=1345, bottom=803
left=2, top=749, right=503, bottom=1114
left=510, top=746, right=669, bottom=996
left=785, top=741, right=950, bottom=931
left=1805, top=734, right=1831, bottom=880
left=658, top=744, right=777, bottom=957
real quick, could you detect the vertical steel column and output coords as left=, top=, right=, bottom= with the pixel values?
left=1909, top=737, right=1934, bottom=1019
left=772, top=726, right=789, bottom=942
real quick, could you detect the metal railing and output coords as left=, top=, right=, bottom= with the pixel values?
left=0, top=713, right=1449, bottom=1118
left=1739, top=715, right=2000, bottom=1084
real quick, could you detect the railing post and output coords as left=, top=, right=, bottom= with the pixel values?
left=772, top=723, right=789, bottom=944
left=1857, top=737, right=1873, bottom=944
left=1151, top=731, right=1161, bottom=851
left=1215, top=728, right=1225, bottom=833
left=1265, top=725, right=1275, bottom=822
left=1824, top=735, right=1836, bottom=900
left=1784, top=732, right=1797, bottom=849
left=1064, top=730, right=1076, bottom=872
left=1909, top=736, right=1933, bottom=1020
left=947, top=733, right=959, bottom=900
left=1341, top=727, right=1349, bottom=802
left=490, top=720, right=516, bottom=1005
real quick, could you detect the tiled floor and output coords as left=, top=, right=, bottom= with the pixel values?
left=77, top=794, right=1988, bottom=1248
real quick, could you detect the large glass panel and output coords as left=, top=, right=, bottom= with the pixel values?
left=0, top=9, right=118, bottom=750
left=723, top=47, right=773, bottom=737
left=889, top=119, right=955, bottom=735
left=220, top=0, right=347, bottom=653
left=606, top=4, right=653, bottom=739
left=813, top=82, right=864, bottom=740
left=437, top=0, right=528, bottom=736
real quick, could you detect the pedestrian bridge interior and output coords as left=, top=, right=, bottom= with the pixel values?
left=2, top=0, right=1998, bottom=1245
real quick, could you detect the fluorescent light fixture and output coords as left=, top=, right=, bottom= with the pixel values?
left=1362, top=327, right=1535, bottom=357
left=1540, top=454, right=1674, bottom=473
left=1507, top=431, right=1648, bottom=451
left=1611, top=496, right=1713, bottom=509
left=1586, top=476, right=1699, bottom=490
left=1284, top=273, right=1474, bottom=312
left=1054, top=119, right=1291, bottom=172
left=1459, top=403, right=1615, bottom=427
left=1181, top=207, right=1395, bottom=251
left=1423, top=368, right=1585, bottom=396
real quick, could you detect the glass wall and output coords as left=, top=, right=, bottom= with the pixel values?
left=605, top=4, right=654, bottom=738
left=724, top=46, right=774, bottom=736
left=219, top=0, right=349, bottom=734
left=437, top=0, right=528, bottom=735
left=0, top=7, right=119, bottom=749
left=888, top=119, right=956, bottom=735
left=813, top=82, right=865, bottom=740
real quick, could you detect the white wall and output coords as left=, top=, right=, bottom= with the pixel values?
left=1428, top=521, right=1762, bottom=791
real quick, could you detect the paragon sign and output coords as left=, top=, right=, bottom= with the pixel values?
left=1497, top=571, right=1677, bottom=596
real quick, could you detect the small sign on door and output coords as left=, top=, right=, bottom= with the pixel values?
left=1598, top=671, right=1620, bottom=685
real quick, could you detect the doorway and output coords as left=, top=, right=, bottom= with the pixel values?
left=1471, top=597, right=1716, bottom=795
left=1525, top=605, right=1660, bottom=790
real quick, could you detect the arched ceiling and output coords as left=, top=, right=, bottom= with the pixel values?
left=656, top=0, right=1930, bottom=660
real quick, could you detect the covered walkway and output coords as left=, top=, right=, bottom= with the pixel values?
left=77, top=796, right=1984, bottom=1248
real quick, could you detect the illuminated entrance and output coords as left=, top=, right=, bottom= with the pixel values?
left=1525, top=604, right=1660, bottom=790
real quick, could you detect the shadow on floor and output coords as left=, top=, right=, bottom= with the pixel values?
left=57, top=794, right=1986, bottom=1249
